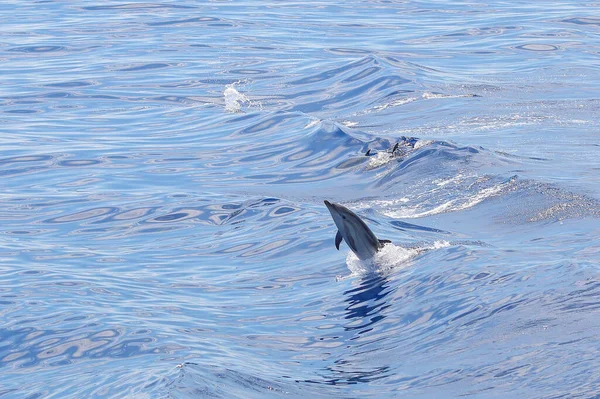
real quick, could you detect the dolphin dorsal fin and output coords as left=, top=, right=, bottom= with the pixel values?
left=335, top=230, right=343, bottom=250
left=378, top=239, right=391, bottom=248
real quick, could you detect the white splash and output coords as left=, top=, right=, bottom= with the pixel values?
left=383, top=201, right=456, bottom=219
left=373, top=97, right=417, bottom=111
left=434, top=173, right=466, bottom=187
left=367, top=151, right=394, bottom=168
left=376, top=180, right=510, bottom=219
left=365, top=139, right=433, bottom=169
left=224, top=84, right=249, bottom=113
left=305, top=118, right=321, bottom=129
left=345, top=240, right=451, bottom=275
left=422, top=92, right=478, bottom=99
left=340, top=120, right=359, bottom=128
left=414, top=139, right=434, bottom=149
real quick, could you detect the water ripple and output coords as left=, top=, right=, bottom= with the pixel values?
left=1, top=1, right=599, bottom=398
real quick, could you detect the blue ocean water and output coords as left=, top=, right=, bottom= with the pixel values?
left=1, top=1, right=600, bottom=397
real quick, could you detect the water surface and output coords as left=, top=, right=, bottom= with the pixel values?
left=1, top=1, right=599, bottom=398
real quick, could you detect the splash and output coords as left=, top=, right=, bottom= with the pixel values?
left=376, top=178, right=512, bottom=219
left=344, top=241, right=451, bottom=275
left=305, top=118, right=321, bottom=129
left=223, top=84, right=250, bottom=113
left=422, top=92, right=478, bottom=99
left=373, top=97, right=418, bottom=111
left=366, top=139, right=432, bottom=169
left=367, top=151, right=394, bottom=168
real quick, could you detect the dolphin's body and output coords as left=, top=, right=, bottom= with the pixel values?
left=324, top=200, right=390, bottom=260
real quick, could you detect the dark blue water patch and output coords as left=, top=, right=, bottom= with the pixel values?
left=326, top=47, right=373, bottom=55
left=44, top=81, right=96, bottom=88
left=252, top=198, right=280, bottom=207
left=221, top=203, right=242, bottom=210
left=561, top=17, right=600, bottom=26
left=336, top=157, right=369, bottom=169
left=318, top=365, right=392, bottom=385
left=248, top=46, right=277, bottom=51
left=209, top=22, right=235, bottom=27
left=238, top=146, right=289, bottom=163
left=149, top=210, right=200, bottom=223
left=269, top=206, right=299, bottom=217
left=450, top=305, right=483, bottom=323
left=89, top=94, right=120, bottom=100
left=290, top=56, right=377, bottom=85
left=146, top=16, right=221, bottom=26
left=389, top=220, right=449, bottom=234
left=136, top=226, right=185, bottom=234
left=495, top=150, right=548, bottom=161
left=44, top=207, right=119, bottom=224
left=57, top=159, right=102, bottom=167
left=235, top=111, right=298, bottom=135
left=51, top=104, right=85, bottom=110
left=0, top=325, right=161, bottom=371
left=343, top=275, right=393, bottom=327
left=83, top=4, right=194, bottom=10
left=382, top=89, right=415, bottom=98
left=164, top=363, right=288, bottom=399
left=228, top=69, right=268, bottom=75
left=193, top=197, right=282, bottom=226
left=101, top=337, right=156, bottom=358
left=514, top=44, right=559, bottom=52
left=3, top=109, right=39, bottom=114
left=116, top=63, right=172, bottom=72
left=4, top=230, right=49, bottom=235
left=0, top=155, right=54, bottom=164
left=152, top=95, right=194, bottom=104
left=28, top=197, right=88, bottom=208
left=290, top=75, right=411, bottom=113
left=0, top=166, right=48, bottom=177
left=8, top=46, right=66, bottom=53
left=342, top=66, right=382, bottom=83
left=9, top=100, right=40, bottom=105
left=38, top=92, right=74, bottom=99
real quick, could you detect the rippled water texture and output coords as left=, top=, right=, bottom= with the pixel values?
left=1, top=1, right=600, bottom=398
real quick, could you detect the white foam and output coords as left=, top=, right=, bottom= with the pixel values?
left=367, top=151, right=394, bottom=168
left=305, top=118, right=321, bottom=129
left=384, top=200, right=457, bottom=219
left=377, top=180, right=509, bottom=219
left=224, top=84, right=251, bottom=113
left=413, top=139, right=434, bottom=149
left=422, top=92, right=477, bottom=100
left=373, top=97, right=417, bottom=111
left=434, top=173, right=465, bottom=187
left=340, top=120, right=359, bottom=128
left=344, top=240, right=451, bottom=276
left=453, top=183, right=505, bottom=212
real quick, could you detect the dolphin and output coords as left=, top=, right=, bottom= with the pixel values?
left=324, top=200, right=391, bottom=260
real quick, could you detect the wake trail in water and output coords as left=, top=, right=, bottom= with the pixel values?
left=343, top=240, right=452, bottom=276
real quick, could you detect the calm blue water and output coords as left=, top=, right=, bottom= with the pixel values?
left=1, top=1, right=600, bottom=398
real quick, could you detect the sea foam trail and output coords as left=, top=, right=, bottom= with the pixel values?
left=344, top=241, right=451, bottom=276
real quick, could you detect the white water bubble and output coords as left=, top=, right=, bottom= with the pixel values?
left=344, top=240, right=451, bottom=276
left=224, top=85, right=249, bottom=113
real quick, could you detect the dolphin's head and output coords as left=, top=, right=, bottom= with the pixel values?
left=324, top=200, right=385, bottom=260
